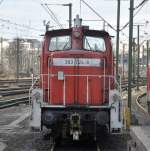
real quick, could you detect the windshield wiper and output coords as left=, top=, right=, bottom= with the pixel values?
left=85, top=38, right=92, bottom=50
left=63, top=41, right=70, bottom=50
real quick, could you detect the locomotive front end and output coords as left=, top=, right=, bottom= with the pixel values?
left=30, top=15, right=122, bottom=141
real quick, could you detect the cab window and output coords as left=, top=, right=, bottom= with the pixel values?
left=49, top=35, right=71, bottom=51
left=84, top=36, right=106, bottom=52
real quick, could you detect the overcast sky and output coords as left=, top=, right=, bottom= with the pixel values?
left=0, top=0, right=149, bottom=42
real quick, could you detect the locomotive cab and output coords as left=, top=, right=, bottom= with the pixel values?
left=30, top=15, right=122, bottom=141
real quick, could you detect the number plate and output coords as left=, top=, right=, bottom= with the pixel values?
left=52, top=58, right=103, bottom=67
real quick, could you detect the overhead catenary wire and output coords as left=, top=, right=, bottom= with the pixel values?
left=41, top=4, right=63, bottom=29
left=37, top=0, right=129, bottom=39
left=0, top=30, right=41, bottom=39
left=0, top=20, right=44, bottom=39
left=0, top=18, right=43, bottom=32
left=81, top=0, right=117, bottom=32
left=80, top=0, right=129, bottom=39
left=120, top=0, right=149, bottom=31
left=0, top=0, right=46, bottom=38
left=1, top=27, right=43, bottom=39
left=134, top=0, right=149, bottom=10
left=45, top=4, right=63, bottom=29
left=33, top=0, right=63, bottom=29
left=0, top=0, right=44, bottom=38
left=0, top=23, right=42, bottom=38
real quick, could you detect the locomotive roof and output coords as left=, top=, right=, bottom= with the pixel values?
left=45, top=28, right=110, bottom=37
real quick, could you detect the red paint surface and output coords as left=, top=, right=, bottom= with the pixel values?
left=40, top=27, right=114, bottom=106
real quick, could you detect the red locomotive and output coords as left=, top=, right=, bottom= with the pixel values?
left=30, top=15, right=122, bottom=141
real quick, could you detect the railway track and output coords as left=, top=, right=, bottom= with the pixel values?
left=136, top=92, right=149, bottom=115
left=48, top=139, right=102, bottom=151
left=0, top=96, right=29, bottom=109
left=0, top=78, right=145, bottom=151
left=0, top=78, right=32, bottom=83
left=44, top=134, right=128, bottom=151
left=0, top=88, right=29, bottom=96
left=0, top=78, right=34, bottom=88
left=0, top=79, right=146, bottom=111
left=0, top=85, right=30, bottom=109
left=0, top=87, right=29, bottom=91
left=0, top=78, right=33, bottom=109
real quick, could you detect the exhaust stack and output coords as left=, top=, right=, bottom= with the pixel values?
left=74, top=15, right=82, bottom=27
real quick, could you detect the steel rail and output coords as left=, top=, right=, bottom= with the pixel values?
left=0, top=87, right=29, bottom=91
left=121, top=82, right=147, bottom=91
left=0, top=78, right=32, bottom=81
left=0, top=89, right=29, bottom=96
left=97, top=143, right=102, bottom=151
left=49, top=137, right=55, bottom=151
left=0, top=96, right=28, bottom=109
left=135, top=92, right=149, bottom=115
left=0, top=80, right=32, bottom=84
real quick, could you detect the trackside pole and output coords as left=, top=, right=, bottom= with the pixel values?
left=147, top=65, right=150, bottom=115
left=127, top=0, right=134, bottom=122
left=147, top=41, right=150, bottom=115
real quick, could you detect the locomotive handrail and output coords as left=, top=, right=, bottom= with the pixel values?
left=47, top=57, right=107, bottom=104
left=29, top=75, right=40, bottom=105
left=40, top=74, right=120, bottom=106
left=41, top=73, right=116, bottom=78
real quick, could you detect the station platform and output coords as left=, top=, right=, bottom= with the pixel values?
left=125, top=87, right=150, bottom=151
left=128, top=126, right=150, bottom=151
